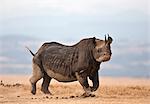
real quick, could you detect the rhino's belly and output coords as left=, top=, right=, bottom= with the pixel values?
left=46, top=69, right=77, bottom=82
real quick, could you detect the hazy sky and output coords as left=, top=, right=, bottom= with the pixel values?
left=0, top=0, right=150, bottom=77
left=0, top=0, right=149, bottom=42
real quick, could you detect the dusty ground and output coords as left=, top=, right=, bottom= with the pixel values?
left=0, top=75, right=150, bottom=104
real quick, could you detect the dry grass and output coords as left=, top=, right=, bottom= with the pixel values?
left=0, top=75, right=150, bottom=104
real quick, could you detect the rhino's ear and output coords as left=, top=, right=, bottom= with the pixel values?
left=92, top=37, right=96, bottom=45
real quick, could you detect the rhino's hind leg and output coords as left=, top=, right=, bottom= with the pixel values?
left=41, top=73, right=52, bottom=94
left=30, top=63, right=43, bottom=95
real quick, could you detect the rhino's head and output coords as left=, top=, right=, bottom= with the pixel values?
left=93, top=35, right=113, bottom=62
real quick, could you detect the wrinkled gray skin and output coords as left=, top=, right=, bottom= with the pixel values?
left=27, top=36, right=113, bottom=97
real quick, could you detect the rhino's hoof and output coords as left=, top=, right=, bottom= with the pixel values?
left=31, top=90, right=36, bottom=95
left=41, top=89, right=52, bottom=95
left=81, top=93, right=95, bottom=98
left=44, top=91, right=52, bottom=95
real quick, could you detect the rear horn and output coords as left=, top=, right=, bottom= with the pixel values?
left=104, top=35, right=107, bottom=44
left=105, top=35, right=107, bottom=41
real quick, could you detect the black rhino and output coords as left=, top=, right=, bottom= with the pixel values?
left=27, top=35, right=113, bottom=97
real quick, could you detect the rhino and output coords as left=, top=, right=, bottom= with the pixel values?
left=27, top=35, right=113, bottom=97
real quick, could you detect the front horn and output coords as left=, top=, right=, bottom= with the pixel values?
left=107, top=34, right=113, bottom=44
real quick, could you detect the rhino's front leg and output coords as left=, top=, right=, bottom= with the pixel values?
left=89, top=71, right=99, bottom=92
left=75, top=72, right=93, bottom=97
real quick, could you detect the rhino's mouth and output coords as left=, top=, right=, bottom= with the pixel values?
left=96, top=54, right=111, bottom=62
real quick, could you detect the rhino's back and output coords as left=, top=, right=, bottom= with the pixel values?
left=41, top=44, right=79, bottom=82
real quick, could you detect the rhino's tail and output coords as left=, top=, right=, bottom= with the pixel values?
left=25, top=46, right=35, bottom=56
